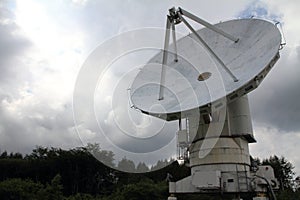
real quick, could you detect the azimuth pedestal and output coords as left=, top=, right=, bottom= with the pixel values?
left=170, top=95, right=255, bottom=195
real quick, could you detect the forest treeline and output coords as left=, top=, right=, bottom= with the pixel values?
left=0, top=144, right=189, bottom=200
left=0, top=144, right=299, bottom=200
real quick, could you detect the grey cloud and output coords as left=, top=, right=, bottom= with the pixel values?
left=34, top=104, right=75, bottom=131
left=0, top=22, right=30, bottom=65
left=236, top=1, right=300, bottom=133
left=69, top=0, right=249, bottom=52
left=0, top=2, right=81, bottom=154
left=0, top=3, right=32, bottom=97
left=0, top=101, right=81, bottom=154
left=249, top=46, right=300, bottom=132
left=237, top=1, right=282, bottom=22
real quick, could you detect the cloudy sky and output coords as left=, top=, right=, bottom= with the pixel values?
left=0, top=0, right=300, bottom=173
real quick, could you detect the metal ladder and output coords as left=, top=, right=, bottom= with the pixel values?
left=236, top=164, right=249, bottom=192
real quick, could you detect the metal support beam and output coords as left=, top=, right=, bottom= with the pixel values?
left=179, top=13, right=238, bottom=82
left=179, top=7, right=239, bottom=43
left=171, top=22, right=178, bottom=62
left=159, top=16, right=171, bottom=100
left=179, top=118, right=182, bottom=130
left=159, top=7, right=239, bottom=100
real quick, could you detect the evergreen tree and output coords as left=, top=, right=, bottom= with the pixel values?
left=262, top=155, right=295, bottom=190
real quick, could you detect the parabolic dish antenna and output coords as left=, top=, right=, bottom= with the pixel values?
left=130, top=10, right=281, bottom=121
left=128, top=7, right=284, bottom=198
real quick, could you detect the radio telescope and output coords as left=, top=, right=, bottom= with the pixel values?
left=130, top=7, right=284, bottom=200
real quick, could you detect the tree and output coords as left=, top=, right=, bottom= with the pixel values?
left=102, top=179, right=168, bottom=200
left=295, top=176, right=300, bottom=191
left=151, top=159, right=169, bottom=171
left=27, top=146, right=49, bottom=160
left=86, top=143, right=115, bottom=167
left=117, top=157, right=136, bottom=172
left=0, top=151, right=8, bottom=159
left=262, top=155, right=295, bottom=190
left=9, top=152, right=23, bottom=159
left=66, top=193, right=97, bottom=200
left=0, top=174, right=66, bottom=200
left=0, top=178, right=43, bottom=200
left=276, top=189, right=300, bottom=200
left=136, top=162, right=149, bottom=173
left=39, top=174, right=64, bottom=200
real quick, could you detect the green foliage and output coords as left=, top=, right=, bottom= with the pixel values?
left=39, top=174, right=64, bottom=200
left=151, top=159, right=170, bottom=171
left=0, top=151, right=23, bottom=159
left=66, top=193, right=98, bottom=200
left=104, top=179, right=168, bottom=200
left=136, top=162, right=149, bottom=173
left=262, top=155, right=295, bottom=190
left=0, top=178, right=43, bottom=200
left=0, top=174, right=64, bottom=200
left=276, top=189, right=300, bottom=200
left=86, top=143, right=115, bottom=168
left=1, top=146, right=299, bottom=200
left=5, top=145, right=117, bottom=196
left=117, top=157, right=136, bottom=172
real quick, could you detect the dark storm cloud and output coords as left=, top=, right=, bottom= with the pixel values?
left=235, top=1, right=300, bottom=132
left=0, top=3, right=32, bottom=153
left=249, top=47, right=300, bottom=132
left=0, top=3, right=32, bottom=96
left=0, top=101, right=81, bottom=154
left=0, top=22, right=30, bottom=66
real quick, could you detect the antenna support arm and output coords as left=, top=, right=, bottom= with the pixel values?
left=158, top=16, right=172, bottom=100
left=178, top=13, right=238, bottom=82
left=179, top=7, right=239, bottom=43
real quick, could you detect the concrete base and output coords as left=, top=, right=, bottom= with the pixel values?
left=168, top=97, right=276, bottom=199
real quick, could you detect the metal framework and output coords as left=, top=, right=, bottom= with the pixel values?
left=156, top=7, right=282, bottom=200
left=159, top=7, right=239, bottom=100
